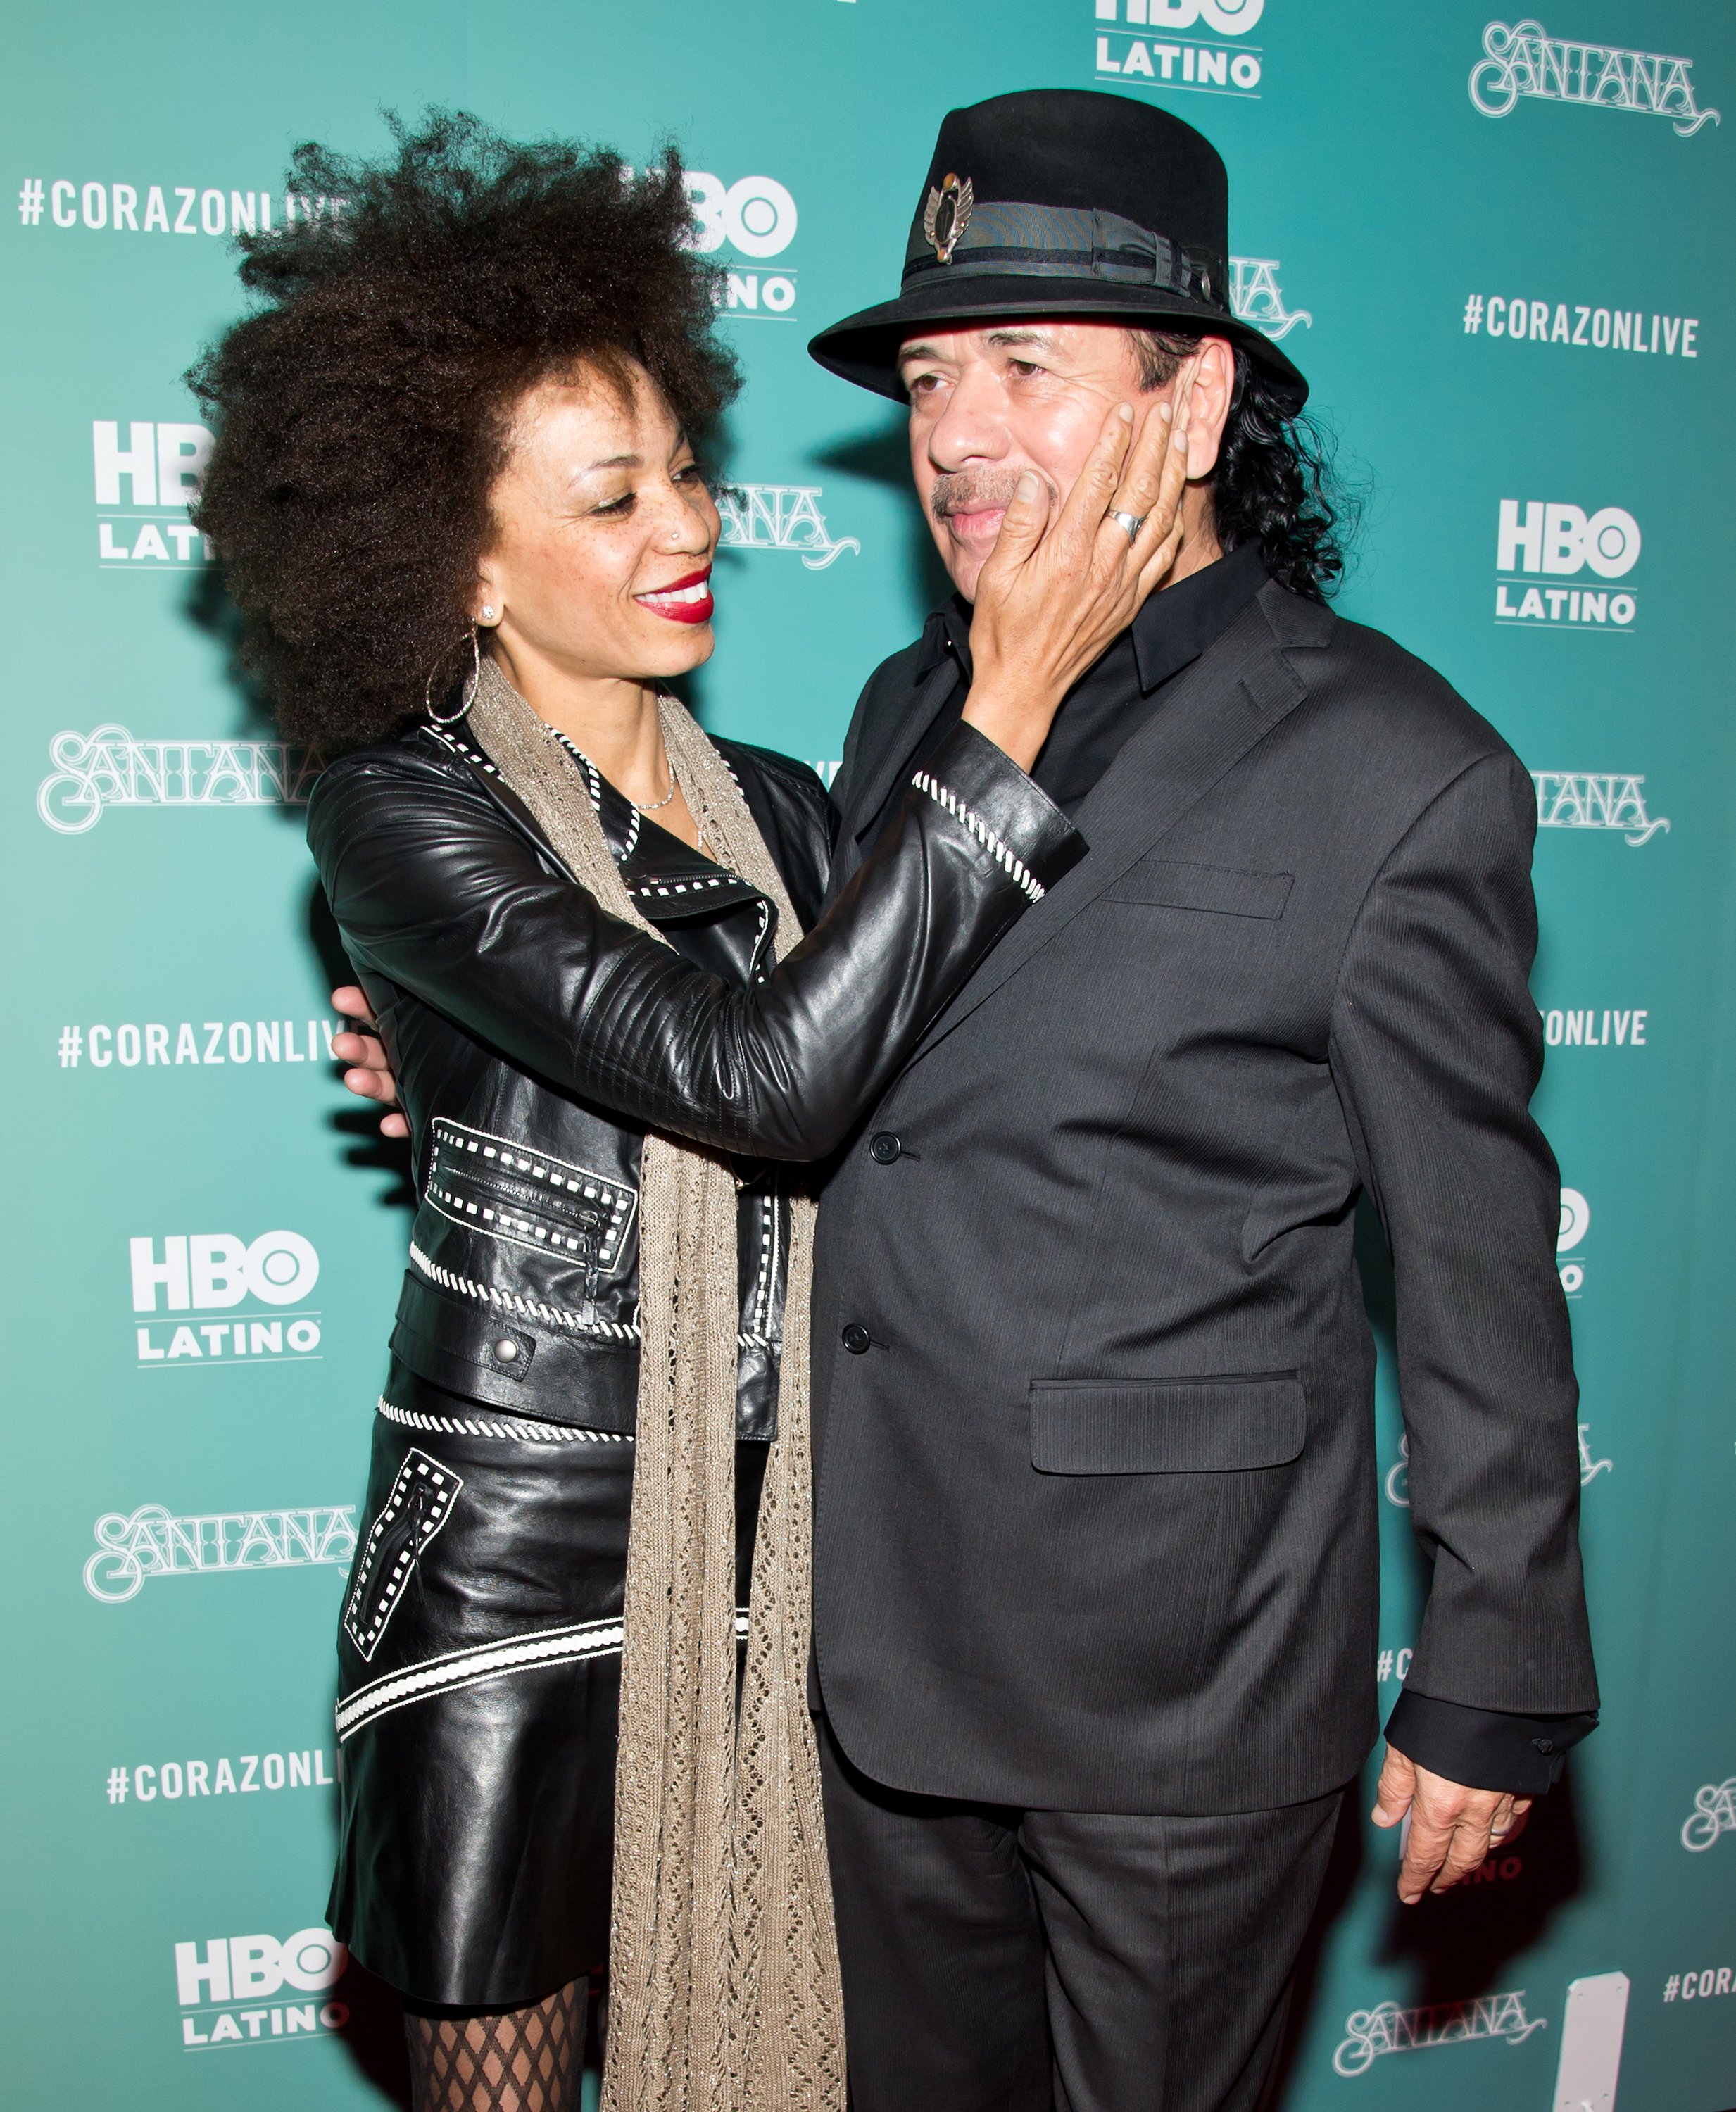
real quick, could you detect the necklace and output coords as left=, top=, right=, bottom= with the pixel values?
left=634, top=758, right=679, bottom=815
left=541, top=717, right=679, bottom=815
left=543, top=720, right=705, bottom=855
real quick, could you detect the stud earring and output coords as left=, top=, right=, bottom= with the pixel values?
left=480, top=604, right=496, bottom=622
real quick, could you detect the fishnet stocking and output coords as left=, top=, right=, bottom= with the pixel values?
left=405, top=1981, right=585, bottom=2112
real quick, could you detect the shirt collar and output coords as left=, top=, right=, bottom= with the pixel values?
left=918, top=538, right=1270, bottom=695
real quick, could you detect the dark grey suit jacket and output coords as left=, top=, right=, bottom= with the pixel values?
left=810, top=579, right=1598, bottom=1816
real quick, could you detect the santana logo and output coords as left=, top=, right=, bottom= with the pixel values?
left=718, top=485, right=860, bottom=570
left=1228, top=258, right=1309, bottom=341
left=1682, top=1778, right=1736, bottom=1852
left=1093, top=0, right=1264, bottom=98
left=130, top=1231, right=321, bottom=1367
left=84, top=1503, right=358, bottom=1602
left=1495, top=499, right=1640, bottom=629
left=1333, top=1991, right=1545, bottom=2077
left=1470, top=22, right=1719, bottom=137
left=38, top=727, right=316, bottom=834
left=93, top=420, right=211, bottom=567
left=174, top=1928, right=348, bottom=2050
left=1531, top=772, right=1668, bottom=846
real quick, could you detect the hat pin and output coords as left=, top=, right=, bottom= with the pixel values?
left=922, top=171, right=974, bottom=265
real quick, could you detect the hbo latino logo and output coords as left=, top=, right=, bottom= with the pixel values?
left=175, top=1927, right=348, bottom=2048
left=1496, top=498, right=1641, bottom=630
left=130, top=1231, right=320, bottom=1367
left=1557, top=1186, right=1590, bottom=1299
left=683, top=171, right=798, bottom=320
left=1094, top=0, right=1265, bottom=98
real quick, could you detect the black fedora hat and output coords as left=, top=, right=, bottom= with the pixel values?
left=809, top=88, right=1306, bottom=408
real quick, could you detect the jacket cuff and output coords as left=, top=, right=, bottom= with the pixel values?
left=912, top=720, right=1087, bottom=901
left=1385, top=1688, right=1599, bottom=1796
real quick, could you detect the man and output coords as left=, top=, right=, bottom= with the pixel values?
left=798, top=89, right=1597, bottom=2111
left=336, top=88, right=1598, bottom=2112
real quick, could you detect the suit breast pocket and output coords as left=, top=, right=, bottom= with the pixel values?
left=1030, top=1374, right=1305, bottom=1474
left=1104, top=858, right=1293, bottom=919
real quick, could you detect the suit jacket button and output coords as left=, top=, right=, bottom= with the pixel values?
left=493, top=1338, right=520, bottom=1363
left=869, top=1133, right=902, bottom=1164
left=841, top=1324, right=872, bottom=1355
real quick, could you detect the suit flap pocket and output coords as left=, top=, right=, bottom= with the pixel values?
left=1105, top=859, right=1292, bottom=919
left=1030, top=1375, right=1304, bottom=1474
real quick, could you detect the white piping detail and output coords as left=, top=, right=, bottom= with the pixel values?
left=342, top=1450, right=463, bottom=1661
left=336, top=1609, right=752, bottom=1740
left=376, top=1396, right=631, bottom=1444
left=409, top=1242, right=641, bottom=1341
left=426, top=724, right=502, bottom=779
left=426, top=1116, right=636, bottom=1262
left=911, top=770, right=1045, bottom=903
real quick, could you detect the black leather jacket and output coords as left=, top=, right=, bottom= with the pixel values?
left=308, top=715, right=1082, bottom=1436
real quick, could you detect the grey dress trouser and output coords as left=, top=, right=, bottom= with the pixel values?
left=817, top=1715, right=1344, bottom=2112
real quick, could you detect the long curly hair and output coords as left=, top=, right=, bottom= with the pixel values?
left=189, top=112, right=740, bottom=752
left=1130, top=330, right=1353, bottom=600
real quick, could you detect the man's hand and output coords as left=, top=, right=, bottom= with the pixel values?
left=1371, top=1745, right=1532, bottom=1904
left=331, top=986, right=408, bottom=1139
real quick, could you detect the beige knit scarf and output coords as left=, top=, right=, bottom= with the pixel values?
left=467, top=655, right=845, bottom=2112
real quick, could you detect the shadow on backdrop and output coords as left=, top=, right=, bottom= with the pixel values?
left=816, top=415, right=955, bottom=625
left=1267, top=1198, right=1585, bottom=2104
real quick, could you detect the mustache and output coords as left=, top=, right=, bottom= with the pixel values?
left=929, top=467, right=1033, bottom=525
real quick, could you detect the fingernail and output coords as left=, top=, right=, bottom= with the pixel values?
left=1015, top=471, right=1039, bottom=498
left=1118, top=402, right=1133, bottom=422
left=1159, top=403, right=1173, bottom=423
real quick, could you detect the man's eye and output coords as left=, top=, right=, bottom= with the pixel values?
left=1007, top=358, right=1042, bottom=378
left=906, top=372, right=943, bottom=398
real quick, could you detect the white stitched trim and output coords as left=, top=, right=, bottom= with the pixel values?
left=342, top=1450, right=463, bottom=1661
left=911, top=770, right=1045, bottom=903
left=426, top=1116, right=636, bottom=1264
left=427, top=724, right=501, bottom=779
left=336, top=1609, right=751, bottom=1740
left=409, top=1242, right=641, bottom=1341
left=377, top=1396, right=632, bottom=1444
left=628, top=872, right=731, bottom=898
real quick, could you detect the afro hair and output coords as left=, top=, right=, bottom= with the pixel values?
left=189, top=111, right=740, bottom=752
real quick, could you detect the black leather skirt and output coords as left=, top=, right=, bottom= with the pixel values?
left=328, top=1359, right=765, bottom=2009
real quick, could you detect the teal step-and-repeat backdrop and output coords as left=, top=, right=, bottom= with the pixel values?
left=3, top=3, right=1732, bottom=2106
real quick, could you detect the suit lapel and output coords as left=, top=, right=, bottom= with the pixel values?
left=905, top=586, right=1324, bottom=1062
left=836, top=655, right=963, bottom=879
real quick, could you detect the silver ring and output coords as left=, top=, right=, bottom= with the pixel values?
left=1109, top=509, right=1145, bottom=543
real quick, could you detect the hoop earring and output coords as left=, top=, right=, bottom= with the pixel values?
left=425, top=626, right=482, bottom=725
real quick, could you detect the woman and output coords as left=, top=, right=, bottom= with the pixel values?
left=191, top=113, right=1188, bottom=2112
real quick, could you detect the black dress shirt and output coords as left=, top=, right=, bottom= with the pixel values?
left=870, top=537, right=1596, bottom=1798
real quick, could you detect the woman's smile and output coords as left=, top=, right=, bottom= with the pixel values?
left=635, top=566, right=714, bottom=624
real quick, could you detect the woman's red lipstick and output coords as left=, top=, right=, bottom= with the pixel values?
left=634, top=567, right=714, bottom=624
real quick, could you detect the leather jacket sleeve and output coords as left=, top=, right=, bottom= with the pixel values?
left=308, top=719, right=1083, bottom=1161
